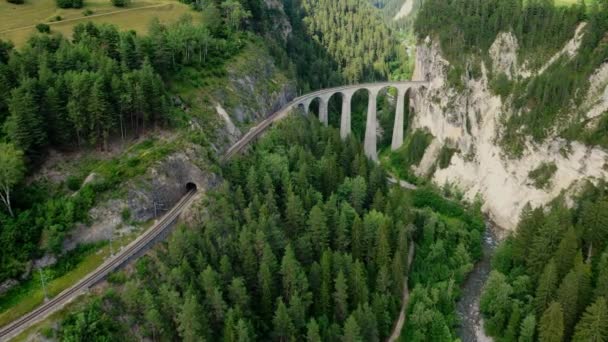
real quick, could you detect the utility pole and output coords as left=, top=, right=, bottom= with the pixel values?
left=39, top=268, right=48, bottom=302
left=153, top=201, right=166, bottom=218
left=109, top=227, right=114, bottom=257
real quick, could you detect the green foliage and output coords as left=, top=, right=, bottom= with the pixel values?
left=6, top=0, right=24, bottom=4
left=55, top=116, right=480, bottom=341
left=35, top=23, right=50, bottom=33
left=528, top=162, right=558, bottom=189
left=416, top=0, right=583, bottom=74
left=0, top=143, right=25, bottom=217
left=481, top=182, right=608, bottom=341
left=65, top=176, right=82, bottom=192
left=283, top=0, right=397, bottom=90
left=110, top=0, right=129, bottom=7
left=56, top=0, right=82, bottom=8
left=437, top=144, right=457, bottom=170
left=490, top=72, right=512, bottom=98
left=540, top=302, right=564, bottom=342
left=389, top=129, right=433, bottom=178
left=59, top=297, right=124, bottom=340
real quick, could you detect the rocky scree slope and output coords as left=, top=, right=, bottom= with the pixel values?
left=409, top=31, right=608, bottom=230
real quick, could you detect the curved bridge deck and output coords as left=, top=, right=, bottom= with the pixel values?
left=223, top=81, right=429, bottom=162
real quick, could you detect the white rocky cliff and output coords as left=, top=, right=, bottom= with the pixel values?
left=410, top=32, right=608, bottom=230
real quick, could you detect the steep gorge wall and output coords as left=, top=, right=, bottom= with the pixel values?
left=410, top=35, right=608, bottom=230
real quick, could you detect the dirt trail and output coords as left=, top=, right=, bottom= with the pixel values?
left=387, top=243, right=416, bottom=342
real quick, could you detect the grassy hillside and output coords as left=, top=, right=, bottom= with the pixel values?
left=0, top=0, right=195, bottom=46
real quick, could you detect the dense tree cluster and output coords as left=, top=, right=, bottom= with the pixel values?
left=58, top=116, right=409, bottom=340
left=481, top=182, right=608, bottom=341
left=283, top=0, right=397, bottom=91
left=415, top=0, right=584, bottom=69
left=0, top=10, right=247, bottom=282
left=300, top=0, right=395, bottom=83
left=57, top=116, right=483, bottom=341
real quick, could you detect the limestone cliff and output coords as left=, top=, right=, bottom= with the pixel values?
left=410, top=33, right=608, bottom=230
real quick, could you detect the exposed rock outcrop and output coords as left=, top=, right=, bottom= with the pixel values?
left=410, top=34, right=608, bottom=230
left=63, top=149, right=218, bottom=251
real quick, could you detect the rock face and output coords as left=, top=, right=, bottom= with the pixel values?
left=410, top=34, right=608, bottom=230
left=63, top=150, right=218, bottom=251
left=208, top=45, right=297, bottom=151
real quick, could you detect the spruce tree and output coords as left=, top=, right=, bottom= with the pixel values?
left=273, top=298, right=294, bottom=342
left=519, top=314, right=536, bottom=342
left=334, top=270, right=349, bottom=323
left=342, top=315, right=362, bottom=342
left=540, top=302, right=564, bottom=342
left=535, top=260, right=558, bottom=316
left=306, top=318, right=322, bottom=342
left=572, top=297, right=608, bottom=342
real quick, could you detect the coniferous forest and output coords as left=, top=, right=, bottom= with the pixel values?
left=54, top=116, right=484, bottom=341
left=481, top=184, right=608, bottom=342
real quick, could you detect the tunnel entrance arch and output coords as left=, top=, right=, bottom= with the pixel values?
left=186, top=182, right=197, bottom=192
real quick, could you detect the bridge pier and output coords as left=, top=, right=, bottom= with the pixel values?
left=318, top=94, right=331, bottom=126
left=364, top=89, right=379, bottom=161
left=340, top=91, right=353, bottom=139
left=391, top=87, right=407, bottom=151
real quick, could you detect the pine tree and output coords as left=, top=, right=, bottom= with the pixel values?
left=350, top=176, right=367, bottom=213
left=540, top=302, right=564, bottom=342
left=535, top=260, right=558, bottom=316
left=595, top=249, right=608, bottom=300
left=351, top=215, right=364, bottom=260
left=554, top=227, right=578, bottom=278
left=342, top=315, right=362, bottom=342
left=334, top=270, right=349, bottom=322
left=88, top=77, right=113, bottom=149
left=308, top=202, right=329, bottom=257
left=580, top=200, right=608, bottom=260
left=557, top=268, right=581, bottom=336
left=273, top=298, right=294, bottom=342
left=572, top=297, right=608, bottom=342
left=178, top=291, right=209, bottom=342
left=519, top=314, right=536, bottom=342
left=8, top=82, right=46, bottom=154
left=306, top=318, right=322, bottom=342
left=320, top=250, right=333, bottom=317
left=350, top=260, right=368, bottom=307
left=285, top=192, right=306, bottom=236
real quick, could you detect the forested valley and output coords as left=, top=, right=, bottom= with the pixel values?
left=0, top=0, right=406, bottom=285
left=4, top=0, right=608, bottom=340
left=55, top=116, right=484, bottom=341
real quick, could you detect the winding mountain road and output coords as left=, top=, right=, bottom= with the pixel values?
left=0, top=189, right=197, bottom=341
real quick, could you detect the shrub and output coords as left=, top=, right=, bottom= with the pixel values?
left=56, top=0, right=72, bottom=8
left=6, top=0, right=25, bottom=4
left=66, top=176, right=82, bottom=191
left=56, top=0, right=82, bottom=8
left=36, top=23, right=51, bottom=34
left=121, top=208, right=131, bottom=222
left=528, top=162, right=557, bottom=189
left=83, top=8, right=93, bottom=15
left=111, top=0, right=129, bottom=7
left=437, top=144, right=458, bottom=169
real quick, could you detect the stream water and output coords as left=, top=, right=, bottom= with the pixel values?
left=456, top=222, right=501, bottom=342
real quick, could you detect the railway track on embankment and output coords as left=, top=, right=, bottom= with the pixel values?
left=0, top=189, right=197, bottom=341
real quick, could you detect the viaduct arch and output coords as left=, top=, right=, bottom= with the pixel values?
left=223, top=81, right=429, bottom=162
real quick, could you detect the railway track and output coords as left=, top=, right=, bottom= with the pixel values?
left=0, top=189, right=197, bottom=341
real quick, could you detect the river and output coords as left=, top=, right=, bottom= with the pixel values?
left=456, top=222, right=503, bottom=342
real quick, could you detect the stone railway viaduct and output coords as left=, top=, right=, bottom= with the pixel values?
left=224, top=81, right=429, bottom=162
